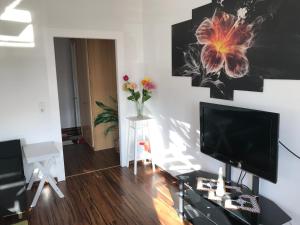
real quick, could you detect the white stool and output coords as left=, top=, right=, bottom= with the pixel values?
left=23, top=142, right=65, bottom=207
left=126, top=116, right=155, bottom=175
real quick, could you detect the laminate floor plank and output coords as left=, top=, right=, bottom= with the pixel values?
left=20, top=164, right=190, bottom=225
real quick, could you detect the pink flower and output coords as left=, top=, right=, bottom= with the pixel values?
left=195, top=10, right=255, bottom=78
left=123, top=75, right=129, bottom=81
left=144, top=82, right=156, bottom=91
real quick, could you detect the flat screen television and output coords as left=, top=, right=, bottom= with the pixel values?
left=200, top=102, right=279, bottom=183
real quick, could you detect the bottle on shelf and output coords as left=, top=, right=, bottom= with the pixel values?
left=216, top=167, right=225, bottom=197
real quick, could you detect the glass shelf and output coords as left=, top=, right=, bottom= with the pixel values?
left=178, top=170, right=291, bottom=225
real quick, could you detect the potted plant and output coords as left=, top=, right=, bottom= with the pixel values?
left=94, top=97, right=119, bottom=148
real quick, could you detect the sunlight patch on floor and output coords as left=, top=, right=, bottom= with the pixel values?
left=152, top=198, right=187, bottom=225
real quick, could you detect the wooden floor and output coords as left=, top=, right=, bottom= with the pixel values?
left=63, top=144, right=120, bottom=177
left=17, top=165, right=189, bottom=225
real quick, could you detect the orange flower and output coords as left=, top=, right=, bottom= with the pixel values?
left=141, top=77, right=151, bottom=86
left=195, top=10, right=255, bottom=78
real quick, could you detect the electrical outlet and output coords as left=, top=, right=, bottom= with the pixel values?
left=38, top=102, right=46, bottom=113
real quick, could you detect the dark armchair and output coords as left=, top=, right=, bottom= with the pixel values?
left=0, top=140, right=27, bottom=218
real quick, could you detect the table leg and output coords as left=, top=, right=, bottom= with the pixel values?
left=27, top=168, right=39, bottom=190
left=151, top=157, right=155, bottom=172
left=31, top=177, right=46, bottom=208
left=134, top=122, right=138, bottom=175
left=37, top=161, right=62, bottom=189
left=126, top=120, right=131, bottom=168
left=32, top=162, right=65, bottom=203
left=147, top=121, right=155, bottom=172
left=47, top=175, right=64, bottom=198
left=142, top=123, right=147, bottom=164
left=44, top=160, right=57, bottom=184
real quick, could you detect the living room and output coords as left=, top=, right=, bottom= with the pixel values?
left=0, top=0, right=299, bottom=224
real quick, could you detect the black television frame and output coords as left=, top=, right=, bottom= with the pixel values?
left=200, top=102, right=280, bottom=184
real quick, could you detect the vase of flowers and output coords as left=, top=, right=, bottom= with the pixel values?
left=123, top=75, right=156, bottom=118
left=135, top=101, right=144, bottom=117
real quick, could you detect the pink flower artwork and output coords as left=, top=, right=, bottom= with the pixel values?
left=195, top=10, right=255, bottom=78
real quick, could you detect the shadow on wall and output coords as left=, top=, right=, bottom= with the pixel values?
left=149, top=111, right=219, bottom=175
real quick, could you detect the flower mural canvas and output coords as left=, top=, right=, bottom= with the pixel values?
left=172, top=0, right=300, bottom=100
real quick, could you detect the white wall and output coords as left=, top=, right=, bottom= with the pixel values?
left=54, top=38, right=77, bottom=129
left=0, top=0, right=144, bottom=182
left=142, top=0, right=300, bottom=223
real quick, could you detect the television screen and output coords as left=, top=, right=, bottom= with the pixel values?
left=200, top=102, right=279, bottom=183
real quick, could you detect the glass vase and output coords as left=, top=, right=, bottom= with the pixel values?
left=135, top=101, right=144, bottom=118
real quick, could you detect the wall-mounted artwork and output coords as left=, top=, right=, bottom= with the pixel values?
left=172, top=0, right=300, bottom=100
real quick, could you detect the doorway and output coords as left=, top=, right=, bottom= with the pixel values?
left=54, top=37, right=120, bottom=177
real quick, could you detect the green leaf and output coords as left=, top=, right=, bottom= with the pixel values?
left=134, top=92, right=141, bottom=101
left=95, top=101, right=116, bottom=112
left=127, top=95, right=135, bottom=101
left=143, top=89, right=148, bottom=95
left=94, top=116, right=117, bottom=127
left=142, top=92, right=151, bottom=103
left=143, top=96, right=151, bottom=103
left=98, top=112, right=118, bottom=120
left=94, top=98, right=119, bottom=135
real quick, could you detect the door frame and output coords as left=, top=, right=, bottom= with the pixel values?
left=44, top=28, right=126, bottom=181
